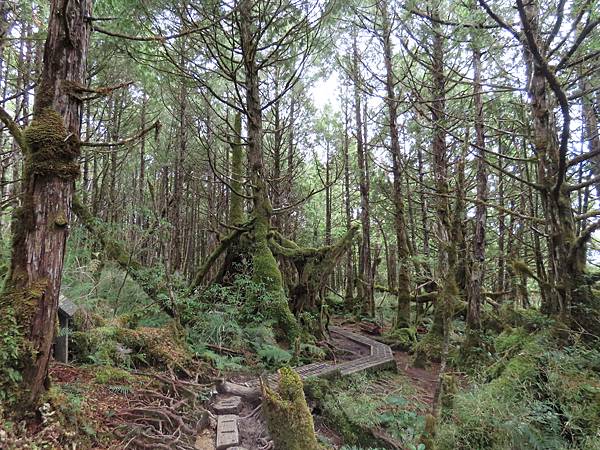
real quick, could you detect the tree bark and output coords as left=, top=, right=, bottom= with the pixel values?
left=0, top=0, right=92, bottom=411
left=378, top=0, right=412, bottom=328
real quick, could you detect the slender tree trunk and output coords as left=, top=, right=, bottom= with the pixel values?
left=352, top=32, right=373, bottom=316
left=378, top=0, right=412, bottom=328
left=466, top=43, right=487, bottom=330
left=343, top=97, right=355, bottom=308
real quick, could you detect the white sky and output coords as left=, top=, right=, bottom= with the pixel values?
left=310, top=73, right=340, bottom=111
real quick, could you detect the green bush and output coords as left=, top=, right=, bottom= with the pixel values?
left=436, top=330, right=600, bottom=450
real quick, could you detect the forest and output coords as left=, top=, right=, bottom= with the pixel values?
left=0, top=0, right=599, bottom=449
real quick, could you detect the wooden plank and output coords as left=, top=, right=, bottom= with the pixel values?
left=216, top=415, right=239, bottom=450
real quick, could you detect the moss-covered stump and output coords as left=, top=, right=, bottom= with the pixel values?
left=262, top=367, right=321, bottom=450
left=413, top=330, right=444, bottom=369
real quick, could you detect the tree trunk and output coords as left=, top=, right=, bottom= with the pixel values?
left=0, top=0, right=92, bottom=411
left=378, top=0, right=412, bottom=328
left=466, top=43, right=487, bottom=330
left=239, top=0, right=298, bottom=341
left=352, top=32, right=373, bottom=316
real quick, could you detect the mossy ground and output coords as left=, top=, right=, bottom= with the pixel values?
left=0, top=363, right=145, bottom=449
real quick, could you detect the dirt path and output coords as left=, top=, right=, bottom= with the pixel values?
left=394, top=351, right=439, bottom=406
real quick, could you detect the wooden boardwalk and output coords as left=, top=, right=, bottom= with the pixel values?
left=247, top=326, right=396, bottom=387
left=213, top=327, right=396, bottom=449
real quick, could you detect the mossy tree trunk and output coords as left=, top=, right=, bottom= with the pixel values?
left=465, top=37, right=487, bottom=332
left=517, top=0, right=594, bottom=331
left=263, top=367, right=320, bottom=450
left=352, top=30, right=374, bottom=317
left=414, top=5, right=458, bottom=367
left=0, top=0, right=92, bottom=411
left=377, top=0, right=412, bottom=329
left=239, top=0, right=299, bottom=341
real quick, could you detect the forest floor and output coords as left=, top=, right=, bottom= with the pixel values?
left=18, top=321, right=439, bottom=450
left=203, top=322, right=439, bottom=449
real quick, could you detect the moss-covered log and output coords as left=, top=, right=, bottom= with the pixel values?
left=262, top=367, right=320, bottom=450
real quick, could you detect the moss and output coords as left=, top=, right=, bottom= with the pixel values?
left=420, top=413, right=437, bottom=449
left=54, top=211, right=68, bottom=227
left=415, top=275, right=459, bottom=368
left=441, top=374, right=457, bottom=410
left=23, top=108, right=80, bottom=181
left=115, top=324, right=191, bottom=369
left=414, top=331, right=444, bottom=368
left=37, top=385, right=96, bottom=447
left=0, top=278, right=49, bottom=405
left=94, top=366, right=133, bottom=385
left=71, top=323, right=191, bottom=370
left=263, top=367, right=321, bottom=450
left=251, top=216, right=300, bottom=342
left=382, top=327, right=417, bottom=351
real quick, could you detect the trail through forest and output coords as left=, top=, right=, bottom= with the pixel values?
left=204, top=325, right=438, bottom=450
left=1, top=0, right=599, bottom=448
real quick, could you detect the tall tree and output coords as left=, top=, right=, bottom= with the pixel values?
left=0, top=0, right=92, bottom=411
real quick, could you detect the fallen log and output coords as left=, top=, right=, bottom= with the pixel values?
left=215, top=380, right=261, bottom=402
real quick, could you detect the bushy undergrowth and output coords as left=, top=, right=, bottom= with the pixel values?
left=307, top=372, right=427, bottom=449
left=436, top=326, right=600, bottom=450
left=182, top=274, right=323, bottom=372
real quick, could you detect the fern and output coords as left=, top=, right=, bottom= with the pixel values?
left=108, top=384, right=132, bottom=395
left=257, top=344, right=292, bottom=369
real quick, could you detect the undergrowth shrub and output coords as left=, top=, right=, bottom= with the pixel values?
left=436, top=327, right=600, bottom=450
left=306, top=372, right=426, bottom=449
left=183, top=274, right=316, bottom=371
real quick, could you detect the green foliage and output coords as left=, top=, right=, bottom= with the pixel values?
left=94, top=366, right=133, bottom=385
left=184, top=274, right=308, bottom=371
left=257, top=344, right=292, bottom=369
left=307, top=372, right=426, bottom=449
left=436, top=329, right=600, bottom=450
left=196, top=348, right=245, bottom=372
left=0, top=309, right=22, bottom=403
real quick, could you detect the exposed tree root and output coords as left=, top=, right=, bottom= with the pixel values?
left=112, top=373, right=210, bottom=450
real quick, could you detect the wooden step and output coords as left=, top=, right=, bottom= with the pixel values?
left=216, top=414, right=239, bottom=450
